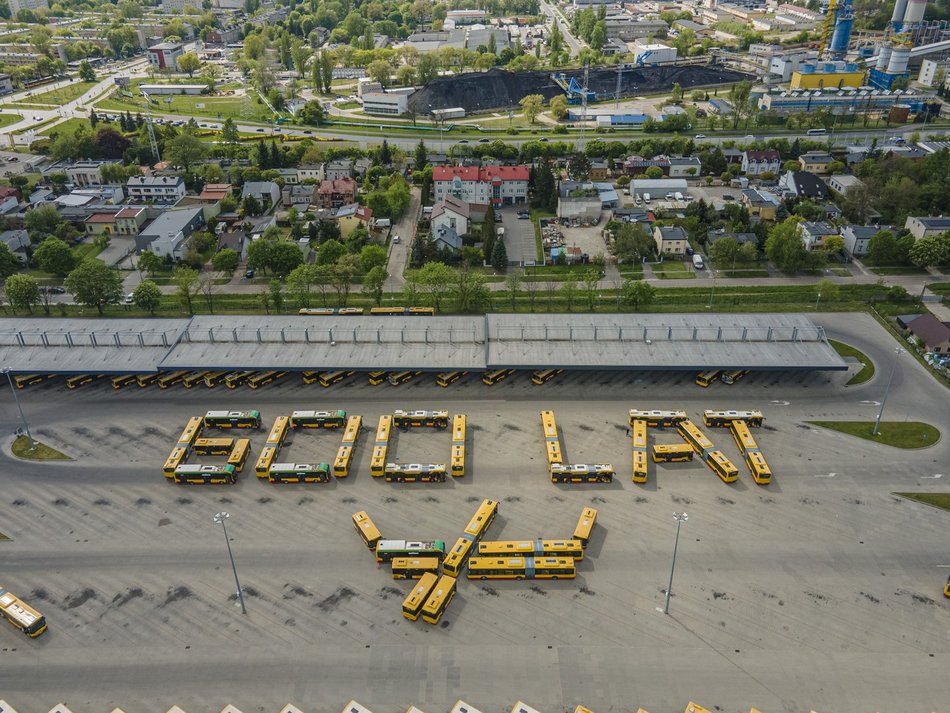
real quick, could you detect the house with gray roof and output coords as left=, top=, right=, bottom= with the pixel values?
left=135, top=207, right=206, bottom=260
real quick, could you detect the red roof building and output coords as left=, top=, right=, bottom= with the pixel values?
left=433, top=165, right=530, bottom=207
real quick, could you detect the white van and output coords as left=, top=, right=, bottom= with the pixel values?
left=642, top=193, right=651, bottom=203
left=692, top=254, right=705, bottom=270
left=674, top=191, right=684, bottom=201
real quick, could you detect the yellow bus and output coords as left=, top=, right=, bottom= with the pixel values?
left=392, top=557, right=441, bottom=580
left=945, top=574, right=950, bottom=599
left=540, top=410, right=558, bottom=441
left=477, top=539, right=584, bottom=561
left=193, top=438, right=235, bottom=456
left=110, top=374, right=138, bottom=389
left=0, top=587, right=48, bottom=637
left=376, top=539, right=446, bottom=564
left=705, top=450, right=739, bottom=483
left=384, top=463, right=447, bottom=483
left=466, top=556, right=576, bottom=580
left=298, top=308, right=335, bottom=315
left=265, top=416, right=290, bottom=447
left=66, top=374, right=99, bottom=389
left=694, top=370, right=720, bottom=387
left=462, top=498, right=498, bottom=543
left=290, top=410, right=347, bottom=429
left=136, top=373, right=160, bottom=388
left=421, top=574, right=457, bottom=624
left=267, top=462, right=332, bottom=484
left=163, top=446, right=188, bottom=479
left=247, top=370, right=287, bottom=389
left=370, top=415, right=392, bottom=477
left=442, top=537, right=473, bottom=577
left=721, top=369, right=749, bottom=385
left=173, top=464, right=238, bottom=485
left=183, top=371, right=212, bottom=388
left=177, top=417, right=204, bottom=449
left=368, top=371, right=388, bottom=385
left=450, top=445, right=465, bottom=478
left=302, top=370, right=322, bottom=384
left=319, top=370, right=355, bottom=387
left=546, top=440, right=563, bottom=467
left=158, top=371, right=190, bottom=389
left=550, top=463, right=614, bottom=484
left=225, top=371, right=254, bottom=389
left=408, top=306, right=435, bottom=316
left=627, top=409, right=688, bottom=427
left=531, top=368, right=563, bottom=385
left=482, top=368, right=515, bottom=385
left=255, top=445, right=278, bottom=478
left=703, top=410, right=765, bottom=428
left=632, top=418, right=648, bottom=484
left=352, top=511, right=382, bottom=550
left=651, top=444, right=694, bottom=462
left=388, top=370, right=422, bottom=386
left=402, top=572, right=439, bottom=621
left=730, top=420, right=771, bottom=484
left=393, top=410, right=449, bottom=429
left=371, top=306, right=407, bottom=315
left=203, top=372, right=230, bottom=388
left=204, top=410, right=262, bottom=429
left=450, top=414, right=466, bottom=477
left=573, top=507, right=597, bottom=548
left=333, top=446, right=354, bottom=478
left=14, top=374, right=50, bottom=388
left=227, top=439, right=251, bottom=472
left=436, top=371, right=466, bottom=387
left=676, top=419, right=715, bottom=457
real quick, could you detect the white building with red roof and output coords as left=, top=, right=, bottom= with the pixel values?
left=433, top=165, right=529, bottom=207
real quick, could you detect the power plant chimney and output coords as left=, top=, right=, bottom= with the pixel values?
left=903, top=0, right=926, bottom=26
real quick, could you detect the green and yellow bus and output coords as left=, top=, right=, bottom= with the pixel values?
left=352, top=511, right=382, bottom=550
left=0, top=587, right=47, bottom=637
left=192, top=437, right=235, bottom=456
left=402, top=572, right=439, bottom=621
left=319, top=370, right=355, bottom=387
left=435, top=371, right=466, bottom=387
left=441, top=537, right=473, bottom=577
left=267, top=462, right=332, bottom=484
left=247, top=371, right=287, bottom=389
left=204, top=410, right=262, bottom=429
left=158, top=371, right=190, bottom=389
left=393, top=410, right=449, bottom=429
left=173, top=464, right=238, bottom=485
left=531, top=368, right=563, bottom=385
left=482, top=368, right=515, bottom=385
left=573, top=507, right=597, bottom=548
left=375, top=539, right=446, bottom=564
left=466, top=556, right=576, bottom=580
left=421, top=574, right=457, bottom=625
left=226, top=439, right=251, bottom=472
left=461, top=498, right=497, bottom=543
left=176, top=417, right=204, bottom=449
left=290, top=410, right=347, bottom=429
left=392, top=557, right=441, bottom=580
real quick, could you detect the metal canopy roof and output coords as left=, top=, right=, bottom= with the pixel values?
left=0, top=313, right=846, bottom=374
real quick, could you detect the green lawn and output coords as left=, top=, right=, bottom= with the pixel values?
left=870, top=266, right=928, bottom=276
left=96, top=84, right=275, bottom=124
left=0, top=112, right=22, bottom=129
left=652, top=261, right=696, bottom=279
left=40, top=117, right=94, bottom=137
left=829, top=268, right=852, bottom=277
left=829, top=339, right=875, bottom=385
left=73, top=241, right=105, bottom=262
left=894, top=493, right=950, bottom=512
left=24, top=81, right=97, bottom=106
left=11, top=435, right=71, bottom=460
left=928, top=283, right=950, bottom=295
left=808, top=421, right=940, bottom=449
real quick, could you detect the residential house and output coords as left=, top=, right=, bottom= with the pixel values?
left=623, top=155, right=671, bottom=176
left=0, top=185, right=20, bottom=202
left=589, top=161, right=609, bottom=181
left=336, top=204, right=373, bottom=238
left=282, top=185, right=316, bottom=209
left=115, top=207, right=147, bottom=235
left=668, top=156, right=702, bottom=178
left=198, top=184, right=233, bottom=202
left=708, top=228, right=758, bottom=246
left=798, top=151, right=834, bottom=174
left=610, top=208, right=656, bottom=229
left=778, top=170, right=829, bottom=200
left=433, top=165, right=530, bottom=206
left=840, top=224, right=892, bottom=257
left=0, top=229, right=29, bottom=263
left=297, top=164, right=324, bottom=183
left=216, top=229, right=248, bottom=260
left=84, top=212, right=117, bottom=237
left=127, top=175, right=186, bottom=204
left=66, top=160, right=116, bottom=187
left=277, top=168, right=299, bottom=185
left=654, top=225, right=688, bottom=255
left=827, top=174, right=864, bottom=197
left=722, top=148, right=744, bottom=166
left=135, top=207, right=206, bottom=260
left=317, top=178, right=357, bottom=209
left=884, top=145, right=927, bottom=160
left=905, top=215, right=950, bottom=240
left=905, top=313, right=950, bottom=355
left=241, top=181, right=280, bottom=211
left=741, top=188, right=780, bottom=221
left=431, top=195, right=486, bottom=236
left=741, top=150, right=781, bottom=177
left=431, top=225, right=462, bottom=253
left=325, top=159, right=354, bottom=181
left=0, top=195, right=21, bottom=215
left=798, top=221, right=838, bottom=250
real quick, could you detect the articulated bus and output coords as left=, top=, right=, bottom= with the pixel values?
left=550, top=463, right=614, bottom=484
left=352, top=511, right=382, bottom=550
left=391, top=557, right=441, bottom=580
left=627, top=409, right=688, bottom=428
left=442, top=537, right=473, bottom=577
left=341, top=415, right=362, bottom=444
left=111, top=374, right=138, bottom=389
left=482, top=368, right=515, bottom=386
left=632, top=418, right=648, bottom=484
left=546, top=440, right=563, bottom=467
left=319, top=370, right=355, bottom=387
left=721, top=369, right=749, bottom=385
left=421, top=574, right=457, bottom=625
left=375, top=539, right=446, bottom=564
left=695, top=370, right=721, bottom=387
left=177, top=417, right=204, bottom=449
left=393, top=410, right=449, bottom=429
left=225, top=372, right=254, bottom=389
left=705, top=450, right=739, bottom=483
left=298, top=307, right=365, bottom=315
left=531, top=369, right=563, bottom=385
left=388, top=371, right=422, bottom=387
left=158, top=371, right=190, bottom=389
left=173, top=464, right=238, bottom=485
left=193, top=438, right=235, bottom=456
left=0, top=587, right=47, bottom=638
left=676, top=419, right=715, bottom=457
left=204, top=372, right=230, bottom=388
left=136, top=373, right=160, bottom=388
left=255, top=445, right=279, bottom=478
left=730, top=420, right=771, bottom=484
left=66, top=374, right=100, bottom=389
left=703, top=410, right=765, bottom=428
left=227, top=439, right=251, bottom=472
left=652, top=444, right=694, bottom=463
left=477, top=539, right=584, bottom=561
left=268, top=462, right=332, bottom=483
left=462, top=499, right=498, bottom=543
left=290, top=410, right=347, bottom=429
left=266, top=416, right=290, bottom=447
left=368, top=371, right=388, bottom=386
left=247, top=371, right=287, bottom=389
left=14, top=374, right=51, bottom=389
left=573, top=507, right=598, bottom=548
left=450, top=414, right=466, bottom=477
left=384, top=463, right=447, bottom=483
left=540, top=410, right=559, bottom=442
left=369, top=306, right=435, bottom=316
left=370, top=415, right=393, bottom=477
left=333, top=416, right=363, bottom=478
left=183, top=372, right=212, bottom=388
left=436, top=371, right=466, bottom=387
left=163, top=447, right=189, bottom=479
left=944, top=574, right=950, bottom=599
left=466, top=556, right=576, bottom=580
left=402, top=572, right=439, bottom=621
left=204, top=410, right=262, bottom=429
left=302, top=370, right=322, bottom=384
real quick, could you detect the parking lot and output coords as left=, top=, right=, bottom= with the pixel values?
left=498, top=206, right=538, bottom=266
left=1, top=312, right=948, bottom=713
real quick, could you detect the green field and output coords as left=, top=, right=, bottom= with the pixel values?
left=895, top=493, right=950, bottom=511
left=808, top=421, right=940, bottom=449
left=11, top=434, right=71, bottom=460
left=652, top=261, right=696, bottom=279
left=0, top=112, right=22, bottom=129
left=96, top=82, right=275, bottom=123
left=829, top=339, right=875, bottom=385
left=23, top=81, right=98, bottom=106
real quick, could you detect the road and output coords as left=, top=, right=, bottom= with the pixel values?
left=540, top=0, right=585, bottom=57
left=385, top=186, right=420, bottom=290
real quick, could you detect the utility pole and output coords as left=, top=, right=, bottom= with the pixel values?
left=873, top=347, right=904, bottom=436
left=664, top=512, right=688, bottom=615
left=141, top=90, right=160, bottom=164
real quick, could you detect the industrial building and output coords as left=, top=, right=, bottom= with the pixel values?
left=758, top=87, right=934, bottom=114
left=790, top=61, right=865, bottom=89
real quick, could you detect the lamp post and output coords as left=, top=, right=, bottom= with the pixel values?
left=663, top=511, right=688, bottom=615
left=213, top=511, right=247, bottom=615
left=815, top=288, right=822, bottom=310
left=1, top=367, right=36, bottom=451
left=873, top=347, right=904, bottom=436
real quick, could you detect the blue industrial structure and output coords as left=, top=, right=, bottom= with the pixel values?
left=828, top=0, right=855, bottom=59
left=552, top=73, right=597, bottom=105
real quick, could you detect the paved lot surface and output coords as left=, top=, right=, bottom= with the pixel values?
left=0, top=313, right=948, bottom=713
left=498, top=206, right=537, bottom=266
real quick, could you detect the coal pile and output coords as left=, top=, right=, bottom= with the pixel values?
left=407, top=65, right=754, bottom=115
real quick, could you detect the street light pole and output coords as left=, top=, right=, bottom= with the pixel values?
left=213, top=511, right=247, bottom=615
left=1, top=367, right=36, bottom=450
left=664, top=511, right=688, bottom=615
left=815, top=288, right=822, bottom=310
left=873, top=347, right=904, bottom=436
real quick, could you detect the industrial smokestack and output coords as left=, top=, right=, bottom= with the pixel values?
left=890, top=0, right=909, bottom=27
left=903, top=0, right=926, bottom=25
left=829, top=0, right=854, bottom=58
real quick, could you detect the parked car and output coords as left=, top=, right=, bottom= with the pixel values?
left=244, top=268, right=256, bottom=278
left=38, top=286, right=66, bottom=294
left=393, top=235, right=400, bottom=244
left=124, top=293, right=134, bottom=304
left=695, top=134, right=706, bottom=139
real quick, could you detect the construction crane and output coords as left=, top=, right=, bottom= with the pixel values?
left=140, top=89, right=161, bottom=164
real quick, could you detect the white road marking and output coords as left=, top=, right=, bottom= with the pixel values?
left=859, top=400, right=881, bottom=406
left=815, top=473, right=837, bottom=478
left=769, top=400, right=790, bottom=406
left=920, top=474, right=944, bottom=479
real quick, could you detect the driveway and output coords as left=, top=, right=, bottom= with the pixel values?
left=385, top=186, right=420, bottom=289
left=497, top=205, right=537, bottom=266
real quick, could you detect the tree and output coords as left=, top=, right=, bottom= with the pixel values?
left=360, top=244, right=388, bottom=272
left=137, top=250, right=163, bottom=276
left=65, top=260, right=123, bottom=315
left=815, top=277, right=839, bottom=305
left=220, top=117, right=239, bottom=144
left=417, top=53, right=439, bottom=85
left=491, top=238, right=508, bottom=270
left=549, top=95, right=568, bottom=121
left=765, top=217, right=808, bottom=273
left=613, top=223, right=653, bottom=264
left=621, top=279, right=655, bottom=309
left=414, top=140, right=428, bottom=173
left=569, top=152, right=591, bottom=180
left=362, top=265, right=388, bottom=305
left=589, top=21, right=606, bottom=51
left=670, top=82, right=683, bottom=104
left=331, top=254, right=361, bottom=306
left=644, top=165, right=664, bottom=180
left=298, top=100, right=325, bottom=127
left=33, top=237, right=75, bottom=277
left=396, top=63, right=416, bottom=87
left=78, top=59, right=96, bottom=82
left=317, top=238, right=346, bottom=266
left=242, top=194, right=263, bottom=216
left=133, top=279, right=162, bottom=315
left=5, top=274, right=39, bottom=314
left=417, top=261, right=455, bottom=312
left=270, top=241, right=304, bottom=277
left=560, top=280, right=577, bottom=311
left=519, top=94, right=544, bottom=124
left=709, top=236, right=738, bottom=266
left=291, top=44, right=311, bottom=78
left=729, top=80, right=752, bottom=129
left=246, top=238, right=274, bottom=273
left=177, top=51, right=202, bottom=77
left=268, top=279, right=284, bottom=313
left=25, top=205, right=63, bottom=242
left=909, top=232, right=950, bottom=267
left=823, top=234, right=844, bottom=255
left=582, top=268, right=599, bottom=311
left=212, top=248, right=240, bottom=273
left=286, top=263, right=318, bottom=308
left=164, top=133, right=208, bottom=172
left=243, top=33, right=265, bottom=61
left=866, top=230, right=903, bottom=266
left=173, top=266, right=200, bottom=315
left=367, top=59, right=392, bottom=87
left=504, top=271, right=520, bottom=310
left=0, top=242, right=18, bottom=279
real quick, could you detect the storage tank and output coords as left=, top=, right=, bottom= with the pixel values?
left=889, top=104, right=911, bottom=123
left=887, top=46, right=911, bottom=74
left=829, top=0, right=854, bottom=57
left=875, top=44, right=892, bottom=69
left=890, top=0, right=910, bottom=25
left=903, top=0, right=927, bottom=25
